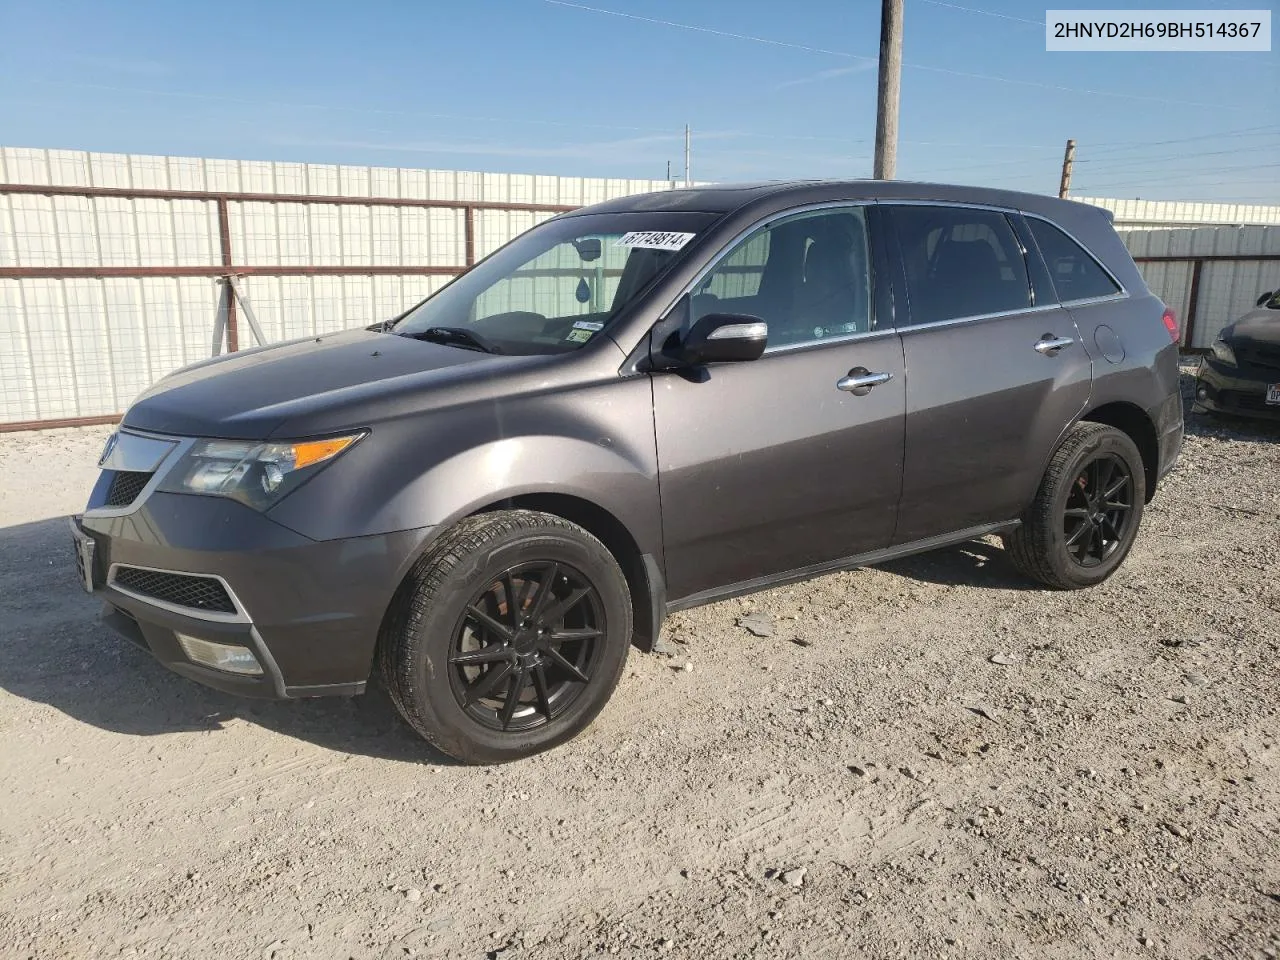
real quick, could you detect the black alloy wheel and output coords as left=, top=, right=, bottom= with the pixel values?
left=380, top=510, right=633, bottom=764
left=1005, top=421, right=1147, bottom=590
left=448, top=562, right=605, bottom=732
left=1061, top=453, right=1134, bottom=568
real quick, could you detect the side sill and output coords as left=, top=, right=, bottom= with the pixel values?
left=665, top=521, right=1020, bottom=613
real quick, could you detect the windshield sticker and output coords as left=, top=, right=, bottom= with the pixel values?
left=615, top=231, right=695, bottom=251
left=572, top=320, right=604, bottom=331
left=564, top=327, right=595, bottom=344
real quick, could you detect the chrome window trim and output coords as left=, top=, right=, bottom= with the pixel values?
left=882, top=200, right=1130, bottom=329
left=764, top=326, right=899, bottom=355
left=894, top=302, right=1066, bottom=336
left=106, top=562, right=251, bottom=624
left=1019, top=211, right=1130, bottom=299
left=84, top=429, right=194, bottom=520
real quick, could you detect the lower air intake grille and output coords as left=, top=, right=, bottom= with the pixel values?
left=105, top=470, right=153, bottom=507
left=111, top=567, right=238, bottom=615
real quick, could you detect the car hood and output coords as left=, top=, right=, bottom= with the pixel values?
left=1226, top=309, right=1280, bottom=345
left=121, top=328, right=541, bottom=439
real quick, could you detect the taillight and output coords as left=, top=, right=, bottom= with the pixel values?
left=1161, top=307, right=1180, bottom=344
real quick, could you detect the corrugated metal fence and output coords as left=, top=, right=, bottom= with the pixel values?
left=0, top=147, right=676, bottom=430
left=1120, top=226, right=1280, bottom=349
left=3, top=147, right=1278, bottom=431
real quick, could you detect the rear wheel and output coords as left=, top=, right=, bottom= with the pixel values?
left=1006, top=422, right=1146, bottom=590
left=380, top=510, right=632, bottom=763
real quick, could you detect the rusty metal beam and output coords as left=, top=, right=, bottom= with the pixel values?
left=1183, top=259, right=1204, bottom=348
left=0, top=414, right=121, bottom=434
left=464, top=206, right=476, bottom=266
left=0, top=182, right=575, bottom=213
left=1133, top=253, right=1280, bottom=264
left=216, top=197, right=238, bottom=352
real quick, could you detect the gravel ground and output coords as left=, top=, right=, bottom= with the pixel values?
left=1, top=368, right=1278, bottom=960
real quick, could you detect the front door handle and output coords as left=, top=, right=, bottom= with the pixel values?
left=1034, top=334, right=1075, bottom=356
left=837, top=368, right=893, bottom=396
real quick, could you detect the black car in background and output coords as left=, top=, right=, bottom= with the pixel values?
left=71, top=180, right=1184, bottom=763
left=1194, top=290, right=1280, bottom=420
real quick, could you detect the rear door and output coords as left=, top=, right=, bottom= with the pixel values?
left=884, top=203, right=1091, bottom=544
left=651, top=204, right=906, bottom=603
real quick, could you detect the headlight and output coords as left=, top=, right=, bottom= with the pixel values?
left=158, top=433, right=364, bottom=510
left=1211, top=338, right=1237, bottom=366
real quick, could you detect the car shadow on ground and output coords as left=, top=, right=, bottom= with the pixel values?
left=0, top=516, right=461, bottom=765
left=877, top=538, right=1038, bottom=591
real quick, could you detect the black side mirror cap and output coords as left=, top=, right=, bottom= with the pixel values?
left=678, top=313, right=768, bottom=365
left=1258, top=290, right=1275, bottom=307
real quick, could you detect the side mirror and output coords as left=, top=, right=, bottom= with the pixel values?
left=1258, top=291, right=1275, bottom=307
left=678, top=313, right=768, bottom=364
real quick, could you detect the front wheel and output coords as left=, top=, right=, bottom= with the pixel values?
left=379, top=510, right=632, bottom=764
left=1005, top=422, right=1146, bottom=590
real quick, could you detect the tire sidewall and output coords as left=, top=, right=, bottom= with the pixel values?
left=407, top=527, right=631, bottom=763
left=1046, top=429, right=1146, bottom=586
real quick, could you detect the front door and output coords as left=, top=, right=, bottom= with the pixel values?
left=651, top=205, right=906, bottom=604
left=884, top=203, right=1092, bottom=544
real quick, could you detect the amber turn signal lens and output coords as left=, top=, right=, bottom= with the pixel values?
left=290, top=436, right=360, bottom=469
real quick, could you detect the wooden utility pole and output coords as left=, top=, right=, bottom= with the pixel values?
left=873, top=0, right=904, bottom=179
left=684, top=125, right=692, bottom=186
left=1058, top=139, right=1076, bottom=198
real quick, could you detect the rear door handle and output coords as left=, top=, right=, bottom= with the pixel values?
left=837, top=368, right=893, bottom=396
left=1034, top=335, right=1075, bottom=356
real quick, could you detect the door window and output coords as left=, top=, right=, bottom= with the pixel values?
left=690, top=207, right=875, bottom=349
left=890, top=206, right=1032, bottom=325
left=1026, top=217, right=1122, bottom=302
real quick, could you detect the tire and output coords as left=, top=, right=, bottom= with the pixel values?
left=1005, top=422, right=1146, bottom=590
left=379, top=510, right=632, bottom=764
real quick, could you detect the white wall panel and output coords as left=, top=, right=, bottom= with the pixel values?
left=18, top=144, right=1272, bottom=426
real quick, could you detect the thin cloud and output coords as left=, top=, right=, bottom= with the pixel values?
left=269, top=133, right=688, bottom=163
left=69, top=55, right=171, bottom=77
left=775, top=62, right=876, bottom=91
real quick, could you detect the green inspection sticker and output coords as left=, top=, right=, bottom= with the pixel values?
left=564, top=328, right=594, bottom=343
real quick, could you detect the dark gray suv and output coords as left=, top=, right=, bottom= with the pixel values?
left=72, top=181, right=1184, bottom=763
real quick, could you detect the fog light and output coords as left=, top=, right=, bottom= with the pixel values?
left=177, top=634, right=263, bottom=675
left=1197, top=386, right=1209, bottom=400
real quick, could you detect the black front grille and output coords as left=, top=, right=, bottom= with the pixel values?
left=111, top=566, right=237, bottom=614
left=1220, top=391, right=1280, bottom=414
left=1236, top=343, right=1280, bottom=374
left=105, top=470, right=153, bottom=507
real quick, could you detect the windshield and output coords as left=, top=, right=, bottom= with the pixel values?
left=393, top=212, right=718, bottom=355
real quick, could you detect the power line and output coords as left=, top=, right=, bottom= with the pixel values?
left=1076, top=142, right=1280, bottom=172
left=918, top=0, right=1044, bottom=27
left=541, top=0, right=873, bottom=60
left=1077, top=125, right=1280, bottom=157
left=540, top=0, right=1250, bottom=110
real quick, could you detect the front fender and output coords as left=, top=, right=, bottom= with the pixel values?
left=266, top=377, right=661, bottom=557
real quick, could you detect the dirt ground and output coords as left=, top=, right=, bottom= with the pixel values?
left=1, top=369, right=1278, bottom=960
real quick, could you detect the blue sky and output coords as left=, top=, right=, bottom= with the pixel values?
left=1, top=0, right=1276, bottom=202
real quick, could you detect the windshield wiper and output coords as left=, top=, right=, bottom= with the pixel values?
left=398, top=326, right=503, bottom=354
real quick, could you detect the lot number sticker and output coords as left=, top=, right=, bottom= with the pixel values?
left=615, top=231, right=696, bottom=251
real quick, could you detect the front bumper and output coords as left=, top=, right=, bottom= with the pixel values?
left=1193, top=356, right=1280, bottom=421
left=74, top=494, right=429, bottom=699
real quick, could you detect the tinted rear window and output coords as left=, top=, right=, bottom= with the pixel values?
left=890, top=206, right=1031, bottom=326
left=1027, top=218, right=1121, bottom=302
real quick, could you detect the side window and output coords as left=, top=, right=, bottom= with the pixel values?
left=1026, top=218, right=1122, bottom=302
left=891, top=206, right=1031, bottom=326
left=690, top=207, right=874, bottom=349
